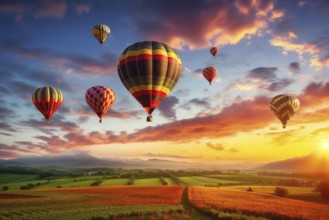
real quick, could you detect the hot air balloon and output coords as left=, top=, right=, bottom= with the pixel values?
left=269, top=94, right=300, bottom=128
left=92, top=24, right=110, bottom=45
left=203, top=66, right=218, bottom=85
left=32, top=86, right=64, bottom=124
left=210, top=47, right=218, bottom=57
left=117, top=41, right=182, bottom=122
left=85, top=86, right=116, bottom=123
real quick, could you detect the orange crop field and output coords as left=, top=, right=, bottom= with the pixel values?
left=188, top=187, right=329, bottom=220
left=42, top=185, right=184, bottom=206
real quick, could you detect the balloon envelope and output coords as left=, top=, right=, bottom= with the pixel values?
left=269, top=94, right=300, bottom=128
left=32, top=86, right=64, bottom=124
left=202, top=66, right=218, bottom=85
left=210, top=47, right=218, bottom=57
left=85, top=86, right=116, bottom=123
left=92, top=24, right=110, bottom=44
left=117, top=41, right=182, bottom=121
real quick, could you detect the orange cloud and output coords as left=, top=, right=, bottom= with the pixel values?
left=310, top=55, right=329, bottom=69
left=269, top=36, right=320, bottom=56
left=133, top=0, right=283, bottom=49
left=299, top=81, right=329, bottom=108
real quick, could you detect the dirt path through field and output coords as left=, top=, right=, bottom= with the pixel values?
left=181, top=187, right=213, bottom=220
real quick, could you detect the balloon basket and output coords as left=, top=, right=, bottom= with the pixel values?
left=147, top=115, right=153, bottom=122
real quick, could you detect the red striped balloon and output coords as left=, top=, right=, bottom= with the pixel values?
left=32, top=86, right=64, bottom=124
left=85, top=86, right=116, bottom=123
left=202, top=66, right=218, bottom=85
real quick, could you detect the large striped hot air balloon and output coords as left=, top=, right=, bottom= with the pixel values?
left=85, top=86, right=116, bottom=123
left=117, top=41, right=182, bottom=122
left=269, top=94, right=300, bottom=128
left=92, top=24, right=110, bottom=45
left=32, top=87, right=64, bottom=124
left=202, top=66, right=218, bottom=85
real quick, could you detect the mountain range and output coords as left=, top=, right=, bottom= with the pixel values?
left=1, top=151, right=328, bottom=171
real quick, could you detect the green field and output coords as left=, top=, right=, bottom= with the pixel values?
left=101, top=178, right=129, bottom=186
left=207, top=173, right=313, bottom=185
left=179, top=176, right=239, bottom=186
left=0, top=174, right=39, bottom=184
left=164, top=178, right=177, bottom=186
left=134, top=178, right=163, bottom=186
left=0, top=175, right=106, bottom=190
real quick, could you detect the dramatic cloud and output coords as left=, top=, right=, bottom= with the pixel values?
left=310, top=55, right=329, bottom=69
left=0, top=106, right=16, bottom=120
left=288, top=62, right=300, bottom=74
left=270, top=31, right=329, bottom=70
left=0, top=122, right=17, bottom=132
left=181, top=98, right=211, bottom=110
left=299, top=81, right=329, bottom=108
left=0, top=143, right=36, bottom=158
left=157, top=96, right=179, bottom=120
left=4, top=40, right=117, bottom=75
left=229, top=67, right=294, bottom=91
left=269, top=35, right=319, bottom=56
left=75, top=104, right=142, bottom=119
left=130, top=0, right=283, bottom=49
left=0, top=0, right=68, bottom=21
left=206, top=142, right=224, bottom=151
left=13, top=80, right=329, bottom=152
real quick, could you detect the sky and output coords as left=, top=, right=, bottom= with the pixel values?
left=1, top=0, right=329, bottom=167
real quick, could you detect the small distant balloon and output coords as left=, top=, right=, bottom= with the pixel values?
left=202, top=66, right=218, bottom=85
left=269, top=94, right=300, bottom=128
left=32, top=86, right=64, bottom=124
left=85, top=86, right=116, bottom=123
left=92, top=24, right=110, bottom=45
left=210, top=47, right=218, bottom=57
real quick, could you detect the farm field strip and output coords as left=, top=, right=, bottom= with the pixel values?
left=163, top=178, right=178, bottom=186
left=0, top=186, right=185, bottom=220
left=179, top=176, right=239, bottom=186
left=0, top=174, right=39, bottom=184
left=100, top=178, right=129, bottom=186
left=188, top=186, right=329, bottom=220
left=226, top=185, right=329, bottom=205
left=134, top=178, right=163, bottom=186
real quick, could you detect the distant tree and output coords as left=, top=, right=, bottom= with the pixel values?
left=20, top=186, right=29, bottom=190
left=246, top=187, right=253, bottom=192
left=127, top=175, right=135, bottom=185
left=317, top=180, right=329, bottom=199
left=91, top=179, right=102, bottom=186
left=274, top=187, right=289, bottom=197
left=159, top=177, right=168, bottom=185
left=3, top=185, right=8, bottom=191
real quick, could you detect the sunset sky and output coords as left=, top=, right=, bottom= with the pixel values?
left=1, top=0, right=329, bottom=167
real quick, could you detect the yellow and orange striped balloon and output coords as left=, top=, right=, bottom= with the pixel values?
left=32, top=87, right=64, bottom=124
left=270, top=94, right=300, bottom=128
left=92, top=24, right=110, bottom=45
